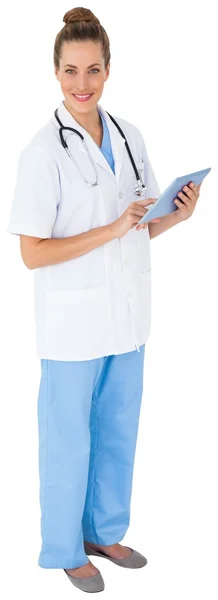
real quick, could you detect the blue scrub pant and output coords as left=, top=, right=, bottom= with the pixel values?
left=37, top=344, right=146, bottom=568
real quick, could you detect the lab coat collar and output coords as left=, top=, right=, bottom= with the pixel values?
left=55, top=100, right=126, bottom=183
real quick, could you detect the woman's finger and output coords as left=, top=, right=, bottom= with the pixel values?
left=136, top=218, right=160, bottom=230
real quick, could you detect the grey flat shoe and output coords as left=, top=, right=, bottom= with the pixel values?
left=64, top=568, right=105, bottom=593
left=84, top=541, right=147, bottom=569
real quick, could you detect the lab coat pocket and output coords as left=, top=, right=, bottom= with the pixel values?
left=136, top=160, right=146, bottom=186
left=45, top=285, right=109, bottom=360
left=129, top=159, right=146, bottom=189
left=122, top=159, right=146, bottom=194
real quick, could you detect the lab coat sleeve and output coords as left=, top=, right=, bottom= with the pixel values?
left=7, top=144, right=60, bottom=238
left=137, top=128, right=161, bottom=199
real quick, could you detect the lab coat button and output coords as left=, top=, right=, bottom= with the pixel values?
left=118, top=192, right=123, bottom=198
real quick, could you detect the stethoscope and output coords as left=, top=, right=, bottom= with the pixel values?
left=54, top=108, right=147, bottom=196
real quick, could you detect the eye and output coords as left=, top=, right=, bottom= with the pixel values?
left=65, top=68, right=100, bottom=75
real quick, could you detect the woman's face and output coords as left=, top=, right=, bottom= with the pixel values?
left=55, top=40, right=110, bottom=115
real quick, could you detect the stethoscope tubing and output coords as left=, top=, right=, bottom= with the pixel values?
left=54, top=108, right=146, bottom=193
left=54, top=108, right=99, bottom=186
left=106, top=112, right=141, bottom=183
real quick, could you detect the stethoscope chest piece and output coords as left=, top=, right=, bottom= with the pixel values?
left=134, top=182, right=147, bottom=196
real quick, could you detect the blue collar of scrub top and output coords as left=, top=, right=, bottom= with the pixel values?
left=98, top=109, right=115, bottom=174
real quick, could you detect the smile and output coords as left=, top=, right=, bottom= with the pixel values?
left=72, top=94, right=93, bottom=102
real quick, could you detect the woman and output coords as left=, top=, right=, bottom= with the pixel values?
left=7, top=6, right=201, bottom=594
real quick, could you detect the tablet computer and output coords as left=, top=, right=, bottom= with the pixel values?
left=138, top=167, right=211, bottom=225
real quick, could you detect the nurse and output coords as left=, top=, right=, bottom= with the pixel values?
left=7, top=5, right=202, bottom=594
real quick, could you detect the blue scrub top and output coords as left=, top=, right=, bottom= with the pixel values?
left=98, top=111, right=115, bottom=174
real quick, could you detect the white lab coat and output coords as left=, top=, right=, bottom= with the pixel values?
left=7, top=100, right=161, bottom=360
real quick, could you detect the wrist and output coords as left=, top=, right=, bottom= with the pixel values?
left=172, top=209, right=183, bottom=224
left=107, top=221, right=118, bottom=239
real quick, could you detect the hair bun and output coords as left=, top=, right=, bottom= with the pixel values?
left=63, top=7, right=100, bottom=27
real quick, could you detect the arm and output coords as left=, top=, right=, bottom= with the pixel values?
left=9, top=145, right=116, bottom=269
left=22, top=223, right=116, bottom=270
left=148, top=181, right=203, bottom=239
left=148, top=211, right=182, bottom=239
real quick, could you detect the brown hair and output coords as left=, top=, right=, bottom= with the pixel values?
left=54, top=7, right=111, bottom=70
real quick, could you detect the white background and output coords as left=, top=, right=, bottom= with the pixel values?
left=1, top=0, right=218, bottom=598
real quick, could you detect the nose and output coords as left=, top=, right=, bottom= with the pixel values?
left=74, top=73, right=90, bottom=92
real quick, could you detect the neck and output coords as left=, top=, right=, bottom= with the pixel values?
left=63, top=100, right=102, bottom=132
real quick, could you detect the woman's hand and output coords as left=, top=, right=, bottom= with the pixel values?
left=173, top=181, right=202, bottom=221
left=136, top=180, right=203, bottom=229
left=111, top=198, right=161, bottom=239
